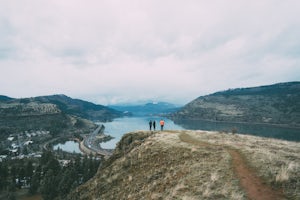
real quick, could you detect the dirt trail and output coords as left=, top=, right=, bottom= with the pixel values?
left=179, top=132, right=285, bottom=200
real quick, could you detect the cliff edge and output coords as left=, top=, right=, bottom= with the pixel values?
left=68, top=130, right=300, bottom=200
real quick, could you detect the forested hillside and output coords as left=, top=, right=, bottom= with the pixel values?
left=171, top=82, right=300, bottom=127
left=0, top=94, right=122, bottom=136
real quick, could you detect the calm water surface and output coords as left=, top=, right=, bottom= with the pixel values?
left=100, top=117, right=299, bottom=148
left=174, top=119, right=300, bottom=142
left=53, top=117, right=300, bottom=151
left=53, top=141, right=81, bottom=154
left=100, top=117, right=184, bottom=149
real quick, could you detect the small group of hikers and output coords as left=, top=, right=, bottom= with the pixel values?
left=149, top=119, right=165, bottom=131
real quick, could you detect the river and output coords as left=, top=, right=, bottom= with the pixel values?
left=173, top=119, right=300, bottom=142
left=100, top=117, right=299, bottom=149
left=53, top=116, right=300, bottom=152
left=100, top=117, right=184, bottom=149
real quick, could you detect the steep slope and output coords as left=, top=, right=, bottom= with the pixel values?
left=33, top=94, right=123, bottom=121
left=0, top=94, right=121, bottom=135
left=0, top=95, right=14, bottom=101
left=68, top=130, right=300, bottom=199
left=171, top=82, right=300, bottom=127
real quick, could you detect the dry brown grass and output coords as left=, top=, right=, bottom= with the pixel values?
left=189, top=130, right=300, bottom=199
left=68, top=130, right=299, bottom=200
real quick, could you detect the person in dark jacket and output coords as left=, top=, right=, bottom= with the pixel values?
left=149, top=120, right=152, bottom=131
left=153, top=120, right=156, bottom=131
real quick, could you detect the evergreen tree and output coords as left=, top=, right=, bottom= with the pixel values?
left=6, top=192, right=16, bottom=200
left=88, top=155, right=95, bottom=179
left=29, top=164, right=42, bottom=195
left=41, top=169, right=59, bottom=200
left=58, top=168, right=76, bottom=198
left=10, top=165, right=17, bottom=191
left=29, top=172, right=40, bottom=195
left=17, top=167, right=25, bottom=188
left=82, top=155, right=90, bottom=182
left=46, top=157, right=61, bottom=174
left=0, top=162, right=9, bottom=190
left=25, top=160, right=34, bottom=179
left=7, top=179, right=16, bottom=193
left=41, top=150, right=54, bottom=166
left=74, top=154, right=83, bottom=175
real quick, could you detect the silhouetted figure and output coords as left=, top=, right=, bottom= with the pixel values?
left=149, top=120, right=152, bottom=131
left=160, top=119, right=165, bottom=131
left=153, top=120, right=156, bottom=131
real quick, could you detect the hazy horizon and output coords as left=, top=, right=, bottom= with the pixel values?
left=1, top=1, right=299, bottom=105
left=2, top=81, right=298, bottom=107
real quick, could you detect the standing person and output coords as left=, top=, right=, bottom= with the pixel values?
left=153, top=120, right=156, bottom=131
left=160, top=119, right=165, bottom=131
left=149, top=120, right=152, bottom=131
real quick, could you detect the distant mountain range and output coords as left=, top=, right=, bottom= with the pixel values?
left=171, top=82, right=300, bottom=127
left=0, top=94, right=123, bottom=135
left=110, top=102, right=181, bottom=116
left=1, top=81, right=299, bottom=136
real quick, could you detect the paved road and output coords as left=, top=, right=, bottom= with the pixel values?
left=81, top=125, right=112, bottom=157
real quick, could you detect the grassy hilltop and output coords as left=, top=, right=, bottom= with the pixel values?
left=69, top=130, right=300, bottom=200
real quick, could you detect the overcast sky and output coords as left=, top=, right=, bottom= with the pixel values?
left=0, top=0, right=299, bottom=105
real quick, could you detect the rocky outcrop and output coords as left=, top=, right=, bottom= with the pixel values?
left=68, top=130, right=300, bottom=199
left=171, top=82, right=300, bottom=127
left=0, top=102, right=60, bottom=116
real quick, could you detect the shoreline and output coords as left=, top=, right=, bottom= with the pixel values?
left=77, top=136, right=112, bottom=157
left=171, top=117, right=300, bottom=129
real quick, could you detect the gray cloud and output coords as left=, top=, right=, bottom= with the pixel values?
left=0, top=0, right=299, bottom=105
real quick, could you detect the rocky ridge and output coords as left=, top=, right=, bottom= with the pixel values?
left=68, top=130, right=300, bottom=199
